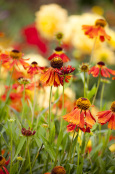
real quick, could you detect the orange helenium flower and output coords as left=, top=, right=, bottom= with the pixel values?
left=40, top=57, right=63, bottom=87
left=89, top=61, right=115, bottom=77
left=1, top=50, right=29, bottom=69
left=63, top=97, right=96, bottom=130
left=48, top=47, right=70, bottom=62
left=97, top=101, right=115, bottom=130
left=82, top=19, right=111, bottom=42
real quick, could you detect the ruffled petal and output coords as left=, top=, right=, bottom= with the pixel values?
left=63, top=108, right=80, bottom=125
left=108, top=113, right=115, bottom=130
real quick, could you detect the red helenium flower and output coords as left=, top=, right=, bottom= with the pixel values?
left=82, top=19, right=111, bottom=42
left=48, top=47, right=70, bottom=62
left=97, top=101, right=115, bottom=130
left=27, top=61, right=45, bottom=76
left=89, top=61, right=115, bottom=77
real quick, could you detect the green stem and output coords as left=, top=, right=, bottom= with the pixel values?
left=27, top=138, right=32, bottom=174
left=90, top=37, right=97, bottom=63
left=10, top=122, right=13, bottom=174
left=32, top=143, right=43, bottom=168
left=32, top=77, right=36, bottom=125
left=101, top=129, right=111, bottom=156
left=100, top=82, right=105, bottom=111
left=60, top=76, right=65, bottom=131
left=99, top=82, right=105, bottom=142
left=83, top=72, right=86, bottom=97
left=92, top=74, right=101, bottom=105
left=76, top=133, right=80, bottom=174
left=21, top=84, right=26, bottom=124
left=49, top=86, right=52, bottom=135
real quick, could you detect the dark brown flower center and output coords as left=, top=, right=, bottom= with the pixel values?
left=95, top=19, right=107, bottom=27
left=51, top=57, right=63, bottom=69
left=31, top=61, right=38, bottom=67
left=97, top=61, right=105, bottom=66
left=55, top=47, right=63, bottom=52
left=76, top=97, right=91, bottom=110
left=10, top=49, right=22, bottom=59
left=111, top=101, right=115, bottom=112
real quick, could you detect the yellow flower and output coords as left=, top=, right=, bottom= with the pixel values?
left=107, top=28, right=115, bottom=49
left=91, top=6, right=104, bottom=16
left=109, top=144, right=115, bottom=152
left=93, top=47, right=115, bottom=65
left=35, top=4, right=67, bottom=40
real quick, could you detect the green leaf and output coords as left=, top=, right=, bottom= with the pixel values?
left=41, top=135, right=56, bottom=161
left=34, top=137, right=42, bottom=148
left=57, top=130, right=63, bottom=148
left=49, top=124, right=55, bottom=143
left=13, top=136, right=26, bottom=161
left=87, top=84, right=96, bottom=100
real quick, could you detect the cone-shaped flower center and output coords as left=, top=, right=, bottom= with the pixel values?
left=0, top=156, right=6, bottom=167
left=76, top=97, right=91, bottom=110
left=10, top=50, right=22, bottom=59
left=51, top=166, right=66, bottom=174
left=80, top=63, right=89, bottom=72
left=56, top=33, right=63, bottom=40
left=97, top=61, right=105, bottom=67
left=51, top=57, right=63, bottom=69
left=95, top=19, right=107, bottom=27
left=55, top=47, right=63, bottom=52
left=110, top=101, right=115, bottom=112
left=31, top=61, right=38, bottom=67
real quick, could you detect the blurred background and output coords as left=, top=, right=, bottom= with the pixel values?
left=0, top=0, right=115, bottom=103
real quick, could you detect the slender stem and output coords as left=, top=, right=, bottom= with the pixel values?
left=101, top=129, right=111, bottom=157
left=10, top=122, right=13, bottom=174
left=49, top=86, right=52, bottom=135
left=92, top=74, right=101, bottom=105
left=60, top=76, right=65, bottom=131
left=83, top=72, right=86, bottom=97
left=27, top=138, right=32, bottom=174
left=76, top=130, right=80, bottom=174
left=90, top=37, right=97, bottom=63
left=0, top=68, right=14, bottom=114
left=62, top=76, right=65, bottom=112
left=66, top=127, right=78, bottom=170
left=100, top=82, right=105, bottom=111
left=32, top=143, right=43, bottom=168
left=99, top=82, right=105, bottom=142
left=21, top=85, right=26, bottom=124
left=32, top=76, right=36, bottom=125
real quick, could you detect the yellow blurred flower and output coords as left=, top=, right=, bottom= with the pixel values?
left=107, top=28, right=115, bottom=49
left=87, top=139, right=92, bottom=148
left=35, top=4, right=68, bottom=40
left=93, top=46, right=115, bottom=65
left=109, top=144, right=115, bottom=152
left=91, top=6, right=104, bottom=16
